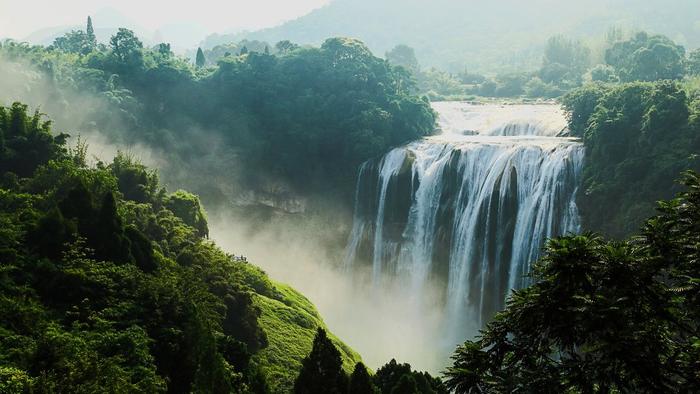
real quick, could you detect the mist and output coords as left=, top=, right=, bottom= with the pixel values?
left=1, top=0, right=329, bottom=45
left=248, top=0, right=700, bottom=72
left=208, top=209, right=458, bottom=372
left=0, top=53, right=460, bottom=373
left=4, top=0, right=700, bottom=382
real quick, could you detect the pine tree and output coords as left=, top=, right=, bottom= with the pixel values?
left=196, top=47, right=206, bottom=68
left=293, top=328, right=348, bottom=394
left=240, top=46, right=248, bottom=55
left=8, top=102, right=28, bottom=137
left=349, top=363, right=377, bottom=394
left=390, top=375, right=418, bottom=394
left=94, top=191, right=132, bottom=263
left=0, top=127, right=5, bottom=155
left=0, top=107, right=6, bottom=154
left=86, top=16, right=96, bottom=48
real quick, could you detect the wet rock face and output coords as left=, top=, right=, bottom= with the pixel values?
left=382, top=151, right=415, bottom=243
left=345, top=102, right=584, bottom=338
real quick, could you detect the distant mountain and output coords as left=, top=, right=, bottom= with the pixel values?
left=21, top=7, right=206, bottom=52
left=23, top=7, right=148, bottom=46
left=23, top=26, right=77, bottom=46
left=238, top=0, right=700, bottom=73
left=155, top=23, right=208, bottom=50
left=24, top=26, right=132, bottom=47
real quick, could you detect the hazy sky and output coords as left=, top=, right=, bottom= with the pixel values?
left=0, top=0, right=330, bottom=39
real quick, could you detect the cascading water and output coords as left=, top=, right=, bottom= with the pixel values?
left=344, top=102, right=584, bottom=342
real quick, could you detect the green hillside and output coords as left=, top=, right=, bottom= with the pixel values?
left=0, top=102, right=359, bottom=393
left=233, top=0, right=700, bottom=73
left=253, top=283, right=361, bottom=392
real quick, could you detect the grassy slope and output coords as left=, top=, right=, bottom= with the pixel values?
left=253, top=282, right=361, bottom=393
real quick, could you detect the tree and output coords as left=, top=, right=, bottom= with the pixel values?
left=157, top=43, right=171, bottom=57
left=164, top=190, right=208, bottom=237
left=478, top=79, right=497, bottom=96
left=0, top=102, right=328, bottom=393
left=442, top=342, right=488, bottom=393
left=687, top=48, right=700, bottom=76
left=94, top=191, right=133, bottom=263
left=5, top=31, right=436, bottom=210
left=385, top=45, right=420, bottom=73
left=86, top=16, right=96, bottom=49
left=458, top=69, right=485, bottom=85
left=540, top=35, right=590, bottom=85
left=110, top=152, right=161, bottom=204
left=390, top=375, right=418, bottom=394
left=53, top=30, right=92, bottom=55
left=605, top=32, right=686, bottom=81
left=293, top=328, right=348, bottom=394
left=445, top=172, right=700, bottom=392
left=0, top=119, right=5, bottom=155
left=349, top=363, right=378, bottom=394
left=560, top=83, right=607, bottom=137
left=275, top=40, right=299, bottom=54
left=0, top=102, right=68, bottom=178
left=28, top=206, right=74, bottom=259
left=543, top=35, right=590, bottom=71
left=374, top=359, right=447, bottom=394
left=109, top=28, right=144, bottom=68
left=196, top=47, right=206, bottom=68
left=445, top=236, right=672, bottom=392
left=0, top=367, right=34, bottom=393
left=589, top=64, right=618, bottom=82
left=494, top=73, right=528, bottom=97
left=50, top=15, right=96, bottom=55
left=524, top=77, right=563, bottom=98
left=561, top=80, right=699, bottom=236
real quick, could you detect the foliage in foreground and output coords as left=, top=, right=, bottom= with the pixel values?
left=293, top=328, right=447, bottom=394
left=444, top=171, right=700, bottom=393
left=0, top=102, right=359, bottom=393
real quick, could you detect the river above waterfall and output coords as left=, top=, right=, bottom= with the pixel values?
left=344, top=101, right=584, bottom=349
left=432, top=101, right=570, bottom=137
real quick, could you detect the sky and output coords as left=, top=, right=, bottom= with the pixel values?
left=0, top=0, right=330, bottom=40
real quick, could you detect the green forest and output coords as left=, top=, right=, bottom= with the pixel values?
left=386, top=31, right=700, bottom=102
left=0, top=102, right=448, bottom=393
left=444, top=171, right=700, bottom=392
left=2, top=2, right=700, bottom=393
left=0, top=29, right=435, bottom=205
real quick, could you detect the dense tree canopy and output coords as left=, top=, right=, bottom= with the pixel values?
left=540, top=35, right=590, bottom=86
left=293, top=328, right=347, bottom=394
left=605, top=32, right=686, bottom=82
left=373, top=359, right=447, bottom=394
left=2, top=30, right=435, bottom=206
left=562, top=80, right=700, bottom=237
left=0, top=103, right=365, bottom=393
left=383, top=30, right=699, bottom=101
left=109, top=28, right=144, bottom=67
left=445, top=171, right=700, bottom=392
left=386, top=44, right=420, bottom=73
left=348, top=362, right=377, bottom=394
left=293, top=334, right=446, bottom=394
left=0, top=102, right=68, bottom=178
left=688, top=49, right=700, bottom=76
left=205, top=37, right=434, bottom=190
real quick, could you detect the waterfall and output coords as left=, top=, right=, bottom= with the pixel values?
left=344, top=102, right=584, bottom=337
